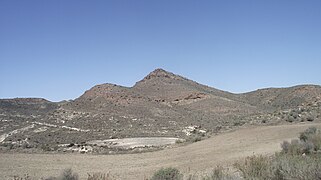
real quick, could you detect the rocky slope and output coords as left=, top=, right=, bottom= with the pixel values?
left=0, top=68, right=320, bottom=153
left=240, top=85, right=321, bottom=110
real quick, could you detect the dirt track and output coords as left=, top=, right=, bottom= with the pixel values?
left=0, top=123, right=320, bottom=180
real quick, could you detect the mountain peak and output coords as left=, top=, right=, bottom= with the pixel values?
left=141, top=68, right=183, bottom=81
left=151, top=68, right=169, bottom=74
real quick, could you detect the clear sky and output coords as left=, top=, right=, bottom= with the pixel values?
left=1, top=0, right=321, bottom=102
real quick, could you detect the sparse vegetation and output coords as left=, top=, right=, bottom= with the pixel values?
left=234, top=153, right=321, bottom=180
left=1, top=82, right=320, bottom=154
left=151, top=167, right=183, bottom=180
left=287, top=115, right=295, bottom=122
left=189, top=135, right=202, bottom=143
left=87, top=172, right=115, bottom=180
left=44, top=169, right=79, bottom=180
left=11, top=127, right=321, bottom=180
left=175, top=139, right=185, bottom=144
left=280, top=126, right=321, bottom=155
left=202, top=166, right=237, bottom=180
left=234, top=155, right=271, bottom=179
left=56, top=169, right=78, bottom=180
left=152, top=127, right=321, bottom=180
left=234, top=126, right=321, bottom=180
left=13, top=174, right=32, bottom=180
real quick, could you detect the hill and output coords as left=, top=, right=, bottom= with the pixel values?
left=240, top=85, right=321, bottom=110
left=0, top=68, right=320, bottom=153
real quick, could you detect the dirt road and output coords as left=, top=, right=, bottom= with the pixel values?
left=0, top=123, right=320, bottom=180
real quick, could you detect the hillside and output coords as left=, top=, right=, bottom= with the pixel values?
left=240, top=85, right=321, bottom=110
left=0, top=68, right=320, bottom=153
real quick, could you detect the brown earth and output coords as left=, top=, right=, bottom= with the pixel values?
left=1, top=69, right=320, bottom=152
left=1, top=122, right=320, bottom=180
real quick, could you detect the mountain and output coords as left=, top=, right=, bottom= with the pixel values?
left=62, top=69, right=259, bottom=138
left=72, top=68, right=256, bottom=115
left=0, top=68, right=320, bottom=153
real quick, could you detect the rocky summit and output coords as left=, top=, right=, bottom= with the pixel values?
left=1, top=68, right=321, bottom=154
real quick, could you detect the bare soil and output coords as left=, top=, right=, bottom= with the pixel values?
left=87, top=137, right=182, bottom=149
left=0, top=123, right=320, bottom=180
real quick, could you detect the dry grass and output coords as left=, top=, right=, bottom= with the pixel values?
left=8, top=125, right=321, bottom=180
left=234, top=153, right=321, bottom=180
left=87, top=172, right=115, bottom=180
left=234, top=126, right=321, bottom=180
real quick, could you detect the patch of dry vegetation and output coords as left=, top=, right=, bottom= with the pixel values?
left=151, top=126, right=321, bottom=180
left=234, top=126, right=321, bottom=180
left=13, top=127, right=321, bottom=180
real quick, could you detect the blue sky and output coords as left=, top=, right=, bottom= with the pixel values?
left=1, top=0, right=321, bottom=102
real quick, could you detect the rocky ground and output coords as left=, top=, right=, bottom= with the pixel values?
left=0, top=69, right=320, bottom=154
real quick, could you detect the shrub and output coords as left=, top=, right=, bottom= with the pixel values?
left=281, top=139, right=302, bottom=155
left=281, top=127, right=321, bottom=155
left=151, top=167, right=183, bottom=180
left=87, top=173, right=114, bottom=180
left=175, top=139, right=184, bottom=144
left=46, top=169, right=79, bottom=180
left=187, top=135, right=202, bottom=143
left=291, top=111, right=299, bottom=119
left=235, top=153, right=321, bottom=180
left=287, top=115, right=295, bottom=122
left=234, top=155, right=271, bottom=180
left=309, top=134, right=321, bottom=151
left=191, top=136, right=202, bottom=142
left=236, top=127, right=321, bottom=180
left=299, top=127, right=317, bottom=142
left=40, top=144, right=52, bottom=151
left=280, top=141, right=290, bottom=154
left=272, top=153, right=321, bottom=180
left=203, top=166, right=237, bottom=180
left=306, top=115, right=314, bottom=122
left=13, top=175, right=32, bottom=180
left=211, top=166, right=225, bottom=180
left=301, top=141, right=314, bottom=154
left=60, top=169, right=78, bottom=180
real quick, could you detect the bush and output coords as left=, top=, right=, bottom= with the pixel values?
left=299, top=127, right=317, bottom=142
left=203, top=166, right=237, bottom=180
left=286, top=115, right=295, bottom=122
left=40, top=144, right=52, bottom=151
left=151, top=167, right=183, bottom=180
left=13, top=174, right=32, bottom=180
left=281, top=127, right=321, bottom=155
left=271, top=154, right=321, bottom=180
left=234, top=155, right=271, bottom=180
left=309, top=134, right=321, bottom=151
left=280, top=141, right=290, bottom=153
left=175, top=139, right=184, bottom=144
left=236, top=127, right=321, bottom=180
left=60, top=169, right=79, bottom=180
left=291, top=111, right=299, bottom=119
left=46, top=169, right=79, bottom=180
left=281, top=139, right=302, bottom=155
left=188, top=135, right=202, bottom=143
left=235, top=154, right=321, bottom=180
left=301, top=141, right=315, bottom=154
left=87, top=172, right=114, bottom=180
left=306, top=115, right=315, bottom=122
